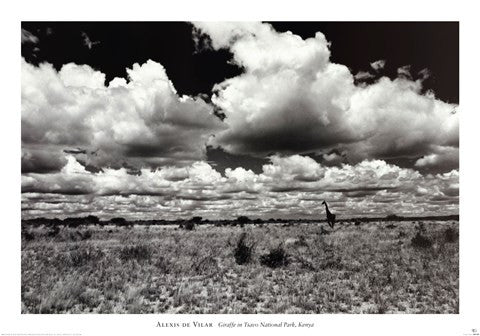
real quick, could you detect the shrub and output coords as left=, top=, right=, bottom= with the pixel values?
left=154, top=256, right=171, bottom=274
left=68, top=246, right=104, bottom=267
left=184, top=221, right=195, bottom=231
left=444, top=227, right=458, bottom=243
left=416, top=222, right=426, bottom=233
left=190, top=216, right=203, bottom=224
left=321, top=245, right=342, bottom=269
left=233, top=232, right=254, bottom=265
left=68, top=230, right=81, bottom=241
left=237, top=216, right=250, bottom=223
left=193, top=255, right=219, bottom=275
left=111, top=217, right=129, bottom=226
left=38, top=276, right=87, bottom=313
left=294, top=235, right=308, bottom=247
left=86, top=215, right=100, bottom=225
left=411, top=231, right=432, bottom=248
left=237, top=216, right=251, bottom=227
left=77, top=229, right=92, bottom=240
left=354, top=220, right=361, bottom=226
left=260, top=245, right=288, bottom=268
left=47, top=225, right=60, bottom=237
left=119, top=244, right=153, bottom=262
left=320, top=226, right=331, bottom=235
left=22, top=229, right=35, bottom=241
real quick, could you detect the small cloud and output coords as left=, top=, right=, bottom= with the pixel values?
left=354, top=71, right=375, bottom=81
left=81, top=32, right=100, bottom=50
left=414, top=146, right=458, bottom=173
left=63, top=148, right=87, bottom=155
left=191, top=26, right=213, bottom=53
left=418, top=68, right=431, bottom=80
left=370, top=59, right=386, bottom=71
left=397, top=65, right=412, bottom=78
left=21, top=28, right=39, bottom=44
left=46, top=27, right=53, bottom=36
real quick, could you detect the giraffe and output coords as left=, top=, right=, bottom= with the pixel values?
left=322, top=200, right=336, bottom=229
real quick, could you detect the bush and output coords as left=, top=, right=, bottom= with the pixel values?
left=416, top=222, right=426, bottom=233
left=233, top=232, right=254, bottom=265
left=193, top=255, right=219, bottom=275
left=119, top=244, right=153, bottom=262
left=237, top=216, right=251, bottom=227
left=184, top=221, right=195, bottom=231
left=22, top=229, right=35, bottom=241
left=67, top=246, right=104, bottom=267
left=85, top=215, right=100, bottom=225
left=320, top=226, right=331, bottom=235
left=260, top=245, right=288, bottom=268
left=47, top=225, right=60, bottom=237
left=321, top=245, right=342, bottom=269
left=111, top=217, right=129, bottom=226
left=411, top=231, right=432, bottom=248
left=444, top=227, right=458, bottom=243
left=80, top=230, right=92, bottom=240
left=190, top=216, right=203, bottom=224
left=154, top=256, right=171, bottom=274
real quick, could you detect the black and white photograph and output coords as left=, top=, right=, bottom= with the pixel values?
left=19, top=20, right=460, bottom=314
left=2, top=1, right=480, bottom=334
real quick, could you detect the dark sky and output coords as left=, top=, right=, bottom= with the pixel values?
left=21, top=22, right=458, bottom=103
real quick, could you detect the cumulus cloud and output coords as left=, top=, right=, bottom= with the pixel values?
left=22, top=155, right=458, bottom=219
left=414, top=146, right=459, bottom=173
left=22, top=146, right=67, bottom=174
left=193, top=22, right=458, bottom=169
left=21, top=58, right=225, bottom=172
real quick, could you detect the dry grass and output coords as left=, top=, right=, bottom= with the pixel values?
left=21, top=221, right=459, bottom=313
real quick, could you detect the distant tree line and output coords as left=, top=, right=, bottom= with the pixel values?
left=21, top=213, right=459, bottom=228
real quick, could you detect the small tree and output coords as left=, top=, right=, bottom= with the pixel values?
left=190, top=216, right=203, bottom=224
left=237, top=216, right=251, bottom=227
left=184, top=221, right=195, bottom=230
left=111, top=217, right=128, bottom=226
left=234, top=232, right=254, bottom=265
left=86, top=215, right=100, bottom=225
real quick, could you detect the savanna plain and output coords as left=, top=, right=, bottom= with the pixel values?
left=21, top=220, right=459, bottom=314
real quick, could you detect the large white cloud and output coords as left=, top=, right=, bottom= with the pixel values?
left=193, top=22, right=458, bottom=168
left=21, top=58, right=225, bottom=172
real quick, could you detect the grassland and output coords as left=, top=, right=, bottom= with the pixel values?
left=21, top=220, right=459, bottom=313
